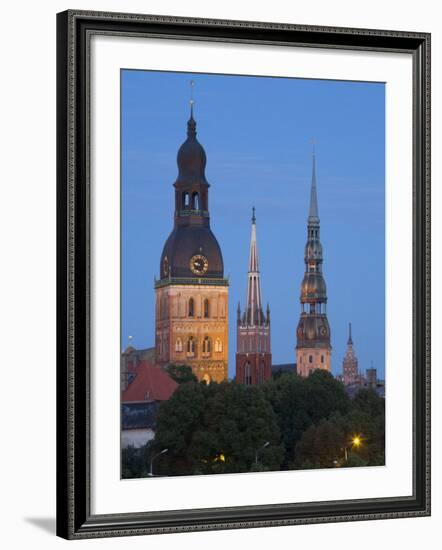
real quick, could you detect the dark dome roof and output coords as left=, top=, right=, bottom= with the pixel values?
left=175, top=115, right=209, bottom=186
left=160, top=225, right=224, bottom=279
left=296, top=315, right=331, bottom=347
left=300, top=272, right=327, bottom=303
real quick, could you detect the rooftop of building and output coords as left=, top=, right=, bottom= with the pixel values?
left=122, top=359, right=178, bottom=403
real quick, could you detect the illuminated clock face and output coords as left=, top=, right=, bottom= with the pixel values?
left=190, top=254, right=209, bottom=275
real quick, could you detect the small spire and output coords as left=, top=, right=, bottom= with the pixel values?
left=187, top=80, right=196, bottom=138
left=252, top=206, right=256, bottom=224
left=348, top=322, right=353, bottom=345
left=308, top=149, right=319, bottom=221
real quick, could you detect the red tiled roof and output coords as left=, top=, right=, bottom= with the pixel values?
left=122, top=360, right=178, bottom=403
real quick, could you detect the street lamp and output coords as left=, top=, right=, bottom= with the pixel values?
left=255, top=441, right=270, bottom=465
left=149, top=448, right=168, bottom=477
left=343, top=435, right=363, bottom=462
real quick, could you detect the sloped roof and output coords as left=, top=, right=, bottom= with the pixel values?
left=122, top=360, right=178, bottom=403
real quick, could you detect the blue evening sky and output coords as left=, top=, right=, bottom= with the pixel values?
left=121, top=70, right=385, bottom=380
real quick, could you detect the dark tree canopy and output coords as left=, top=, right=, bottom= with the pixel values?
left=154, top=381, right=284, bottom=475
left=122, top=373, right=385, bottom=477
left=165, top=363, right=198, bottom=384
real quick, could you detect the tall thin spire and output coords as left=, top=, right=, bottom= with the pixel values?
left=308, top=151, right=319, bottom=222
left=246, top=208, right=263, bottom=326
left=348, top=322, right=353, bottom=345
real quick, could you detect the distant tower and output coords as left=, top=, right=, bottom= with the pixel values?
left=366, top=362, right=377, bottom=390
left=296, top=152, right=332, bottom=376
left=236, top=209, right=272, bottom=385
left=155, top=88, right=228, bottom=383
left=342, top=323, right=359, bottom=385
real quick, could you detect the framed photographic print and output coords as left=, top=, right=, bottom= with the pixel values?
left=56, top=10, right=430, bottom=539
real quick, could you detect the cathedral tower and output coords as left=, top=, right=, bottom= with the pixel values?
left=155, top=96, right=228, bottom=383
left=236, top=209, right=272, bottom=385
left=296, top=153, right=332, bottom=376
left=342, top=323, right=359, bottom=385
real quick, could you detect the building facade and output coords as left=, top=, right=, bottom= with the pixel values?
left=236, top=209, right=272, bottom=385
left=296, top=154, right=332, bottom=376
left=342, top=323, right=359, bottom=385
left=155, top=104, right=228, bottom=383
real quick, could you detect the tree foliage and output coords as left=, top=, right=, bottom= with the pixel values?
left=154, top=381, right=284, bottom=475
left=165, top=363, right=198, bottom=384
left=122, top=374, right=385, bottom=477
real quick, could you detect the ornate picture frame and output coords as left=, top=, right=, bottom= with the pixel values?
left=56, top=9, right=430, bottom=539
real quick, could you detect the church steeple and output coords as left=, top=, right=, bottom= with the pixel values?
left=155, top=85, right=229, bottom=384
left=236, top=209, right=272, bottom=385
left=243, top=208, right=266, bottom=326
left=296, top=152, right=332, bottom=377
left=174, top=81, right=210, bottom=223
left=342, top=322, right=358, bottom=385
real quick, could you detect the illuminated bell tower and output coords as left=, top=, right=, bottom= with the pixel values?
left=296, top=152, right=332, bottom=376
left=155, top=84, right=229, bottom=383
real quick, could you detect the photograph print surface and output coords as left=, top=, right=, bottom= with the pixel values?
left=120, top=70, right=385, bottom=478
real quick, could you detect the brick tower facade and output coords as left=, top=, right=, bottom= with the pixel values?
left=155, top=100, right=228, bottom=383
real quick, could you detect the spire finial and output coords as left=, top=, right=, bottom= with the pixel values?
left=189, top=80, right=195, bottom=118
left=252, top=206, right=256, bottom=224
left=186, top=80, right=197, bottom=138
left=308, top=145, right=319, bottom=221
left=348, top=322, right=353, bottom=345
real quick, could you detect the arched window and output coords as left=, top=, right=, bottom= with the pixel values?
left=321, top=355, right=324, bottom=363
left=175, top=338, right=183, bottom=352
left=215, top=338, right=222, bottom=353
left=187, top=336, right=195, bottom=356
left=244, top=362, right=252, bottom=385
left=182, top=192, right=190, bottom=208
left=192, top=192, right=200, bottom=210
left=202, top=336, right=211, bottom=355
left=203, top=299, right=210, bottom=318
left=309, top=355, right=313, bottom=363
left=188, top=298, right=194, bottom=317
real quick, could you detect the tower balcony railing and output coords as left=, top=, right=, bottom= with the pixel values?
left=176, top=209, right=209, bottom=218
left=155, top=276, right=229, bottom=288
